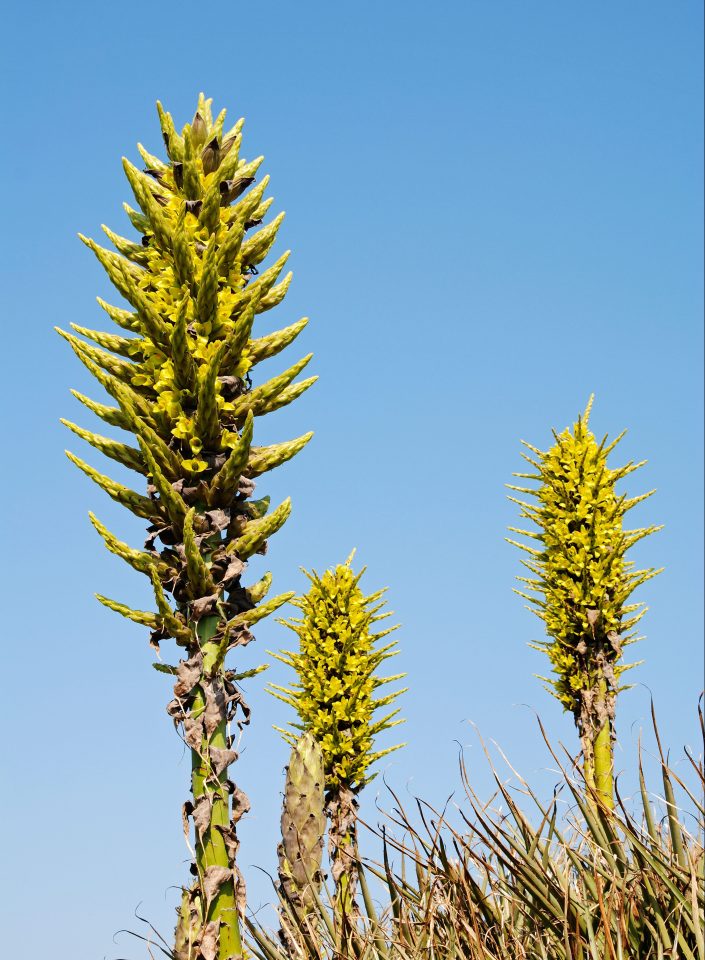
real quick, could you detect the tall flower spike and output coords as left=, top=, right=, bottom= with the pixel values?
left=268, top=553, right=406, bottom=909
left=60, top=95, right=315, bottom=960
left=507, top=397, right=662, bottom=808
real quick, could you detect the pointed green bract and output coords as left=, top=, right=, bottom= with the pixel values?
left=61, top=94, right=314, bottom=960
left=507, top=397, right=661, bottom=806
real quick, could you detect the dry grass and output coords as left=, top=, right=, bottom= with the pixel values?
left=249, top=705, right=704, bottom=960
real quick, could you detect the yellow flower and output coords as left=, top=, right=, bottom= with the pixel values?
left=269, top=556, right=406, bottom=790
left=508, top=397, right=661, bottom=715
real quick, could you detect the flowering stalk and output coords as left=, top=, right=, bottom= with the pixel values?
left=507, top=398, right=661, bottom=807
left=268, top=555, right=406, bottom=909
left=60, top=94, right=315, bottom=959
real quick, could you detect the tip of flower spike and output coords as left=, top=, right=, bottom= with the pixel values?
left=87, top=511, right=105, bottom=533
left=582, top=393, right=595, bottom=424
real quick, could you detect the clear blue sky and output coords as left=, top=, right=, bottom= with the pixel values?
left=1, top=3, right=702, bottom=958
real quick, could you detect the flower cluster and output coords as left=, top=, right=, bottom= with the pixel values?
left=507, top=397, right=662, bottom=714
left=269, top=556, right=406, bottom=789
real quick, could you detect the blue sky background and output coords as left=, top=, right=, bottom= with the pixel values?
left=1, top=3, right=702, bottom=958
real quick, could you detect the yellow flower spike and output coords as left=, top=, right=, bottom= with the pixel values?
left=183, top=508, right=216, bottom=598
left=238, top=251, right=290, bottom=310
left=171, top=207, right=195, bottom=287
left=69, top=323, right=135, bottom=357
left=96, top=594, right=161, bottom=630
left=100, top=223, right=150, bottom=266
left=56, top=327, right=135, bottom=383
left=194, top=341, right=226, bottom=449
left=230, top=354, right=313, bottom=420
left=122, top=159, right=174, bottom=251
left=70, top=389, right=130, bottom=431
left=61, top=419, right=145, bottom=476
left=136, top=437, right=188, bottom=530
left=241, top=211, right=285, bottom=268
left=260, top=270, right=293, bottom=313
left=89, top=512, right=166, bottom=578
left=209, top=410, right=254, bottom=505
left=123, top=201, right=150, bottom=236
left=245, top=432, right=314, bottom=479
left=156, top=100, right=183, bottom=161
left=267, top=558, right=406, bottom=843
left=229, top=497, right=292, bottom=560
left=248, top=316, right=309, bottom=367
left=65, top=450, right=155, bottom=520
left=508, top=397, right=661, bottom=809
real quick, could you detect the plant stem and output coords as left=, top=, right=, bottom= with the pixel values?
left=191, top=614, right=242, bottom=959
left=328, top=783, right=359, bottom=922
left=593, top=677, right=614, bottom=810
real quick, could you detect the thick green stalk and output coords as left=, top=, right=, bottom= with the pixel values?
left=592, top=678, right=614, bottom=810
left=190, top=615, right=242, bottom=958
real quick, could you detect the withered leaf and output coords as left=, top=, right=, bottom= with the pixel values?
left=215, top=823, right=239, bottom=862
left=235, top=868, right=247, bottom=917
left=222, top=556, right=245, bottom=586
left=231, top=786, right=251, bottom=823
left=192, top=795, right=212, bottom=837
left=586, top=608, right=601, bottom=629
left=182, top=801, right=193, bottom=843
left=227, top=626, right=255, bottom=650
left=237, top=476, right=256, bottom=498
left=203, top=681, right=226, bottom=737
left=183, top=714, right=204, bottom=750
left=607, top=630, right=623, bottom=656
left=167, top=698, right=185, bottom=722
left=191, top=594, right=219, bottom=620
left=202, top=865, right=231, bottom=905
left=209, top=747, right=239, bottom=777
left=174, top=652, right=203, bottom=699
left=205, top=508, right=230, bottom=532
left=199, top=920, right=219, bottom=960
left=145, top=523, right=171, bottom=550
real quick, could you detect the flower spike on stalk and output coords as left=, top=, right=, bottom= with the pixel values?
left=60, top=94, right=315, bottom=960
left=507, top=397, right=662, bottom=809
left=268, top=553, right=407, bottom=910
